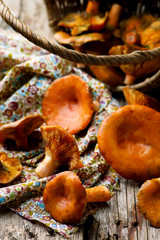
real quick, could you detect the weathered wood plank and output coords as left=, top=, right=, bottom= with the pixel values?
left=0, top=206, right=84, bottom=240
left=126, top=180, right=138, bottom=240
left=135, top=185, right=149, bottom=240
left=116, top=177, right=129, bottom=240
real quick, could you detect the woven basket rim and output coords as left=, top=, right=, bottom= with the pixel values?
left=0, top=0, right=160, bottom=92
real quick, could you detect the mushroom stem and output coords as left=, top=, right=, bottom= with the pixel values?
left=35, top=125, right=83, bottom=177
left=86, top=0, right=100, bottom=15
left=35, top=149, right=59, bottom=177
left=0, top=160, right=3, bottom=169
left=86, top=185, right=112, bottom=203
left=124, top=74, right=136, bottom=85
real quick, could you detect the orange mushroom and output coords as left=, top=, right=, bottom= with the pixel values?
left=137, top=178, right=160, bottom=227
left=88, top=65, right=124, bottom=87
left=106, top=4, right=123, bottom=30
left=0, top=114, right=45, bottom=150
left=57, top=10, right=108, bottom=36
left=42, top=74, right=94, bottom=135
left=35, top=125, right=83, bottom=178
left=0, top=152, right=22, bottom=184
left=123, top=87, right=160, bottom=112
left=54, top=31, right=110, bottom=51
left=85, top=43, right=124, bottom=87
left=43, top=171, right=112, bottom=224
left=97, top=104, right=160, bottom=182
left=140, top=19, right=160, bottom=48
left=120, top=14, right=156, bottom=45
left=109, top=44, right=160, bottom=85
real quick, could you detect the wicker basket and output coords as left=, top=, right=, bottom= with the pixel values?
left=0, top=0, right=160, bottom=92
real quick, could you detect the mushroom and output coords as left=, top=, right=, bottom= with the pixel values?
left=123, top=87, right=160, bottom=112
left=86, top=0, right=100, bottom=15
left=57, top=9, right=108, bottom=36
left=106, top=4, right=123, bottom=30
left=35, top=125, right=83, bottom=178
left=54, top=31, right=110, bottom=51
left=0, top=152, right=22, bottom=184
left=43, top=171, right=112, bottom=224
left=120, top=14, right=156, bottom=45
left=97, top=104, right=160, bottom=182
left=108, top=44, right=160, bottom=85
left=140, top=19, right=160, bottom=49
left=137, top=177, right=160, bottom=227
left=0, top=114, right=45, bottom=150
left=42, top=74, right=94, bottom=135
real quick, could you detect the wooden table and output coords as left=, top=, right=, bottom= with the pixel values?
left=0, top=1, right=160, bottom=239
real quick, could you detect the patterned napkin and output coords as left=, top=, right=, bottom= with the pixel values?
left=0, top=28, right=119, bottom=238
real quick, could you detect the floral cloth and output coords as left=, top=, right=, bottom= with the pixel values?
left=0, top=28, right=120, bottom=238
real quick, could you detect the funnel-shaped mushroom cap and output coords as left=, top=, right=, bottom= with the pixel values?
left=0, top=152, right=22, bottom=184
left=35, top=125, right=83, bottom=177
left=42, top=74, right=94, bottom=135
left=98, top=104, right=160, bottom=182
left=137, top=178, right=160, bottom=227
left=54, top=31, right=110, bottom=48
left=43, top=171, right=87, bottom=224
left=0, top=113, right=45, bottom=150
left=123, top=87, right=160, bottom=112
left=57, top=10, right=108, bottom=35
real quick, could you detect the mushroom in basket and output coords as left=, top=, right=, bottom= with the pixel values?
left=43, top=171, right=112, bottom=224
left=54, top=30, right=111, bottom=53
left=57, top=0, right=109, bottom=36
left=120, top=14, right=156, bottom=46
left=54, top=3, right=123, bottom=55
left=35, top=125, right=83, bottom=178
left=123, top=87, right=160, bottom=112
left=140, top=19, right=160, bottom=49
left=0, top=113, right=45, bottom=150
left=108, top=44, right=160, bottom=85
left=0, top=152, right=22, bottom=184
left=85, top=40, right=125, bottom=87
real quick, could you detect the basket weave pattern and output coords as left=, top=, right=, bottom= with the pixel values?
left=0, top=0, right=160, bottom=91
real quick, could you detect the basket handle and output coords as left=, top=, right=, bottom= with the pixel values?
left=107, top=69, right=160, bottom=92
left=0, top=0, right=160, bottom=66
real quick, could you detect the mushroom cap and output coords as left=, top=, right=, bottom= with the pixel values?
left=54, top=31, right=110, bottom=48
left=42, top=74, right=94, bottom=135
left=43, top=171, right=87, bottom=224
left=35, top=125, right=83, bottom=178
left=97, top=104, right=160, bottom=182
left=137, top=178, right=160, bottom=227
left=0, top=152, right=22, bottom=184
left=140, top=19, right=160, bottom=48
left=123, top=87, right=160, bottom=112
left=86, top=185, right=112, bottom=202
left=57, top=11, right=108, bottom=35
left=0, top=113, right=45, bottom=150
